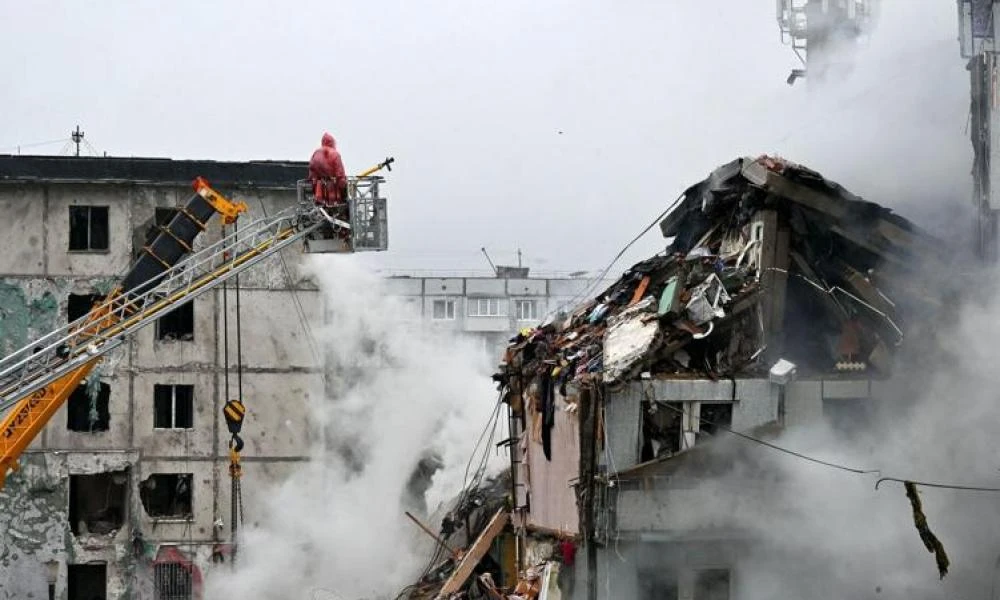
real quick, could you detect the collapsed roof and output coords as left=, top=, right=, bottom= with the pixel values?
left=498, top=155, right=949, bottom=386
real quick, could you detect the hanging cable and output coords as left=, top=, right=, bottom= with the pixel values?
left=235, top=218, right=245, bottom=420
left=220, top=222, right=247, bottom=568
left=0, top=137, right=69, bottom=154
left=233, top=219, right=247, bottom=537
left=256, top=198, right=323, bottom=363
left=548, top=191, right=686, bottom=319
left=644, top=389, right=1000, bottom=492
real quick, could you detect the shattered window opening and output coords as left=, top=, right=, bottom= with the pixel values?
left=698, top=403, right=734, bottom=438
left=156, top=302, right=194, bottom=341
left=641, top=401, right=683, bottom=462
left=431, top=298, right=456, bottom=320
left=154, top=561, right=193, bottom=600
left=67, top=380, right=110, bottom=433
left=468, top=297, right=507, bottom=317
left=140, top=473, right=194, bottom=520
left=67, top=563, right=107, bottom=600
left=68, top=205, right=109, bottom=252
left=153, top=384, right=194, bottom=429
left=639, top=568, right=679, bottom=600
left=515, top=299, right=538, bottom=321
left=69, top=470, right=128, bottom=537
left=67, top=293, right=103, bottom=323
left=695, top=568, right=731, bottom=600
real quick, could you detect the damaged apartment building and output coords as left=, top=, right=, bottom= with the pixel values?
left=439, top=155, right=950, bottom=600
left=0, top=155, right=328, bottom=600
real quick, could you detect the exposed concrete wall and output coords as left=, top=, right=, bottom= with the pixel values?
left=223, top=289, right=323, bottom=370
left=236, top=373, right=323, bottom=457
left=133, top=295, right=218, bottom=369
left=0, top=451, right=137, bottom=600
left=131, top=372, right=215, bottom=458
left=0, top=187, right=46, bottom=274
left=586, top=541, right=740, bottom=600
left=0, top=180, right=317, bottom=599
left=47, top=185, right=133, bottom=277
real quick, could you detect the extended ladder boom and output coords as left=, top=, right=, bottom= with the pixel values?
left=0, top=181, right=345, bottom=486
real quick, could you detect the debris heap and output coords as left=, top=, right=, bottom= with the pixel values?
left=496, top=155, right=947, bottom=391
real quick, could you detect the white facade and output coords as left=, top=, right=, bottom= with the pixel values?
left=382, top=273, right=613, bottom=366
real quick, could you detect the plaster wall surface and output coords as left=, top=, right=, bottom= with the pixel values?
left=0, top=177, right=318, bottom=599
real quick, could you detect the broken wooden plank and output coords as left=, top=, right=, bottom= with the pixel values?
left=435, top=509, right=510, bottom=598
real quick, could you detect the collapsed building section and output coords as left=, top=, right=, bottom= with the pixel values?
left=501, top=155, right=948, bottom=391
left=402, top=471, right=576, bottom=600
left=455, top=156, right=951, bottom=599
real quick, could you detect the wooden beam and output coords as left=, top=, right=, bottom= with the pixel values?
left=436, top=509, right=510, bottom=598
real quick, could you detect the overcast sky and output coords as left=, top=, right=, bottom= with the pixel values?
left=0, top=0, right=970, bottom=274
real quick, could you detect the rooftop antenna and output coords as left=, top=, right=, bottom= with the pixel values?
left=517, top=247, right=523, bottom=268
left=480, top=247, right=498, bottom=276
left=71, top=125, right=84, bottom=157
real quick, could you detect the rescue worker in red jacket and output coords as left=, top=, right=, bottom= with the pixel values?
left=308, top=132, right=347, bottom=207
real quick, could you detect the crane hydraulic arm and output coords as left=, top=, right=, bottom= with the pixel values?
left=0, top=169, right=390, bottom=488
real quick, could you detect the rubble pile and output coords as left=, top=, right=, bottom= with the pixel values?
left=403, top=473, right=511, bottom=600
left=402, top=469, right=574, bottom=600
left=496, top=155, right=948, bottom=395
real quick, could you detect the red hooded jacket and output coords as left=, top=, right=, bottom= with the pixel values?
left=308, top=133, right=347, bottom=203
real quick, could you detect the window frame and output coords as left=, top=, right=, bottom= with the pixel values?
left=431, top=298, right=456, bottom=320
left=467, top=297, right=507, bottom=318
left=153, top=384, right=195, bottom=430
left=514, top=298, right=538, bottom=321
left=68, top=205, right=110, bottom=253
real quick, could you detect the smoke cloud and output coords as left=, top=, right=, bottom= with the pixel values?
left=599, top=1, right=1000, bottom=594
left=203, top=257, right=501, bottom=599
left=625, top=280, right=1000, bottom=599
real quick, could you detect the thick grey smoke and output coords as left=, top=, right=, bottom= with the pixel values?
left=631, top=281, right=1000, bottom=600
left=757, top=0, right=972, bottom=240
left=203, top=257, right=501, bottom=599
left=598, top=3, right=996, bottom=597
